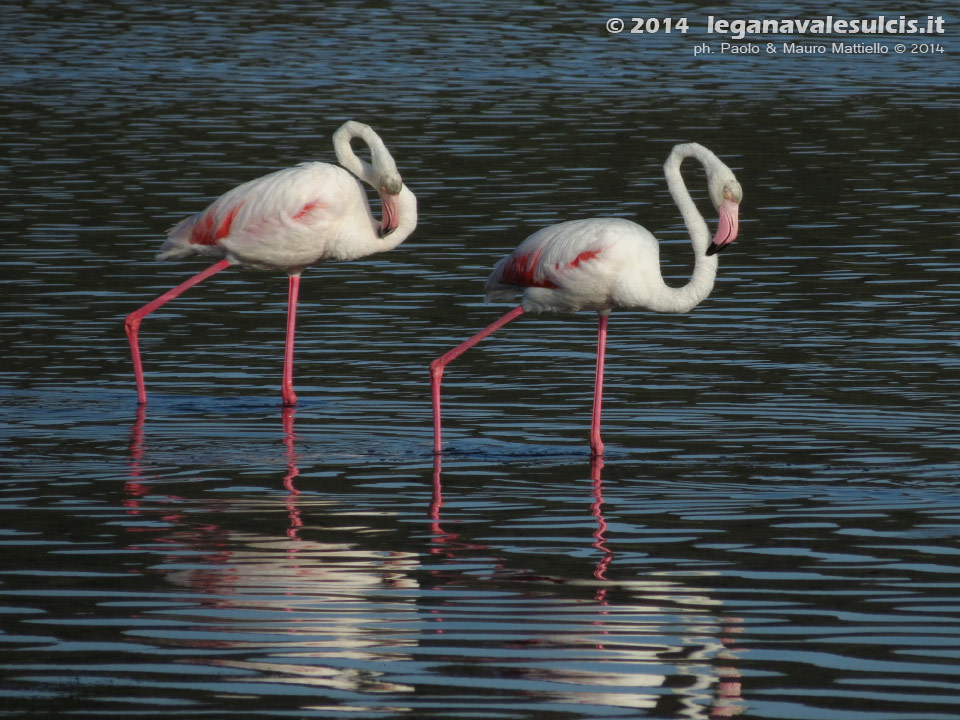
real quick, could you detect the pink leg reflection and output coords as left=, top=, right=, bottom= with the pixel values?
left=281, top=405, right=302, bottom=539
left=590, top=455, right=613, bottom=583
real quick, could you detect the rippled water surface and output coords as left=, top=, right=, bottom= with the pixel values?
left=2, top=2, right=960, bottom=718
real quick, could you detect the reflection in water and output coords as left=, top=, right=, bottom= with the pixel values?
left=3, top=1, right=960, bottom=716
left=117, top=410, right=748, bottom=716
left=126, top=403, right=147, bottom=493
left=281, top=405, right=302, bottom=538
left=590, top=456, right=613, bottom=584
left=428, top=453, right=459, bottom=552
left=429, top=450, right=745, bottom=717
left=123, top=406, right=421, bottom=697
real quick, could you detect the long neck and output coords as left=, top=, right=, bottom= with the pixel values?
left=646, top=143, right=720, bottom=313
left=330, top=122, right=417, bottom=257
left=333, top=121, right=397, bottom=188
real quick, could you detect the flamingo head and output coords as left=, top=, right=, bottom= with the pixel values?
left=706, top=176, right=742, bottom=256
left=377, top=173, right=403, bottom=238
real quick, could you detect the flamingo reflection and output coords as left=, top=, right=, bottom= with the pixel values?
left=123, top=406, right=421, bottom=695
left=125, top=410, right=744, bottom=716
left=281, top=405, right=303, bottom=538
left=590, top=455, right=613, bottom=586
left=126, top=403, right=147, bottom=497
left=428, top=454, right=745, bottom=717
left=428, top=454, right=613, bottom=590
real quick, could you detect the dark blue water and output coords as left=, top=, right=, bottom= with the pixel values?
left=2, top=2, right=960, bottom=718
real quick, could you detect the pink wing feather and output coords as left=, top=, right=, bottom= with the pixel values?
left=486, top=220, right=615, bottom=293
left=158, top=162, right=359, bottom=265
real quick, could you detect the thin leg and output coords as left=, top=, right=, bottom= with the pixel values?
left=281, top=275, right=300, bottom=406
left=590, top=313, right=608, bottom=457
left=125, top=258, right=231, bottom=405
left=430, top=304, right=525, bottom=455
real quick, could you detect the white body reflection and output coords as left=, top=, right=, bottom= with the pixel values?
left=127, top=408, right=744, bottom=716
left=430, top=454, right=745, bottom=717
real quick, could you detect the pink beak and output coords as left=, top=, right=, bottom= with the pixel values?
left=378, top=191, right=400, bottom=238
left=706, top=198, right=739, bottom=256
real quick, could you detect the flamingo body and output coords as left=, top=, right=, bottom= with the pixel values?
left=125, top=120, right=417, bottom=407
left=160, top=161, right=391, bottom=270
left=485, top=218, right=665, bottom=314
left=431, top=142, right=743, bottom=456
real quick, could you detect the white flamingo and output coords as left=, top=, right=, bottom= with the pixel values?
left=430, top=142, right=742, bottom=456
left=125, top=120, right=417, bottom=406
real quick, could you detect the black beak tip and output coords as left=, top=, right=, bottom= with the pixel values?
left=706, top=242, right=726, bottom=256
left=378, top=226, right=396, bottom=239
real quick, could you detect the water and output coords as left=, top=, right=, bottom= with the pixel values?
left=2, top=1, right=960, bottom=717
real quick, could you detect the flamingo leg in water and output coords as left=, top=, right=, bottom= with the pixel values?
left=125, top=258, right=232, bottom=405
left=281, top=275, right=300, bottom=407
left=430, top=304, right=525, bottom=454
left=591, top=314, right=608, bottom=457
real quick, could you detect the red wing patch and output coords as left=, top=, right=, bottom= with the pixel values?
left=567, top=248, right=602, bottom=269
left=293, top=200, right=323, bottom=222
left=552, top=247, right=604, bottom=272
left=499, top=248, right=557, bottom=289
left=188, top=210, right=215, bottom=246
left=498, top=245, right=604, bottom=289
left=190, top=202, right=243, bottom=246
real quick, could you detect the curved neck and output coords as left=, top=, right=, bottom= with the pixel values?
left=647, top=144, right=720, bottom=313
left=383, top=185, right=418, bottom=249
left=326, top=183, right=418, bottom=261
left=329, top=122, right=417, bottom=258
left=333, top=121, right=397, bottom=187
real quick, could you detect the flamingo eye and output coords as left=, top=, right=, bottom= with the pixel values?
left=380, top=177, right=403, bottom=195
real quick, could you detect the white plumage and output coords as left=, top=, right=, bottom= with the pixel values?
left=159, top=159, right=413, bottom=270
left=431, top=142, right=743, bottom=456
left=485, top=218, right=663, bottom=313
left=125, top=121, right=417, bottom=407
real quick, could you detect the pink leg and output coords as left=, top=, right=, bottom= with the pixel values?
left=590, top=313, right=608, bottom=457
left=430, top=304, right=525, bottom=454
left=281, top=275, right=300, bottom=407
left=124, top=258, right=231, bottom=405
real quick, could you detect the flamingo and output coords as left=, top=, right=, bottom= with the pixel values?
left=430, top=142, right=742, bottom=457
left=125, top=120, right=417, bottom=406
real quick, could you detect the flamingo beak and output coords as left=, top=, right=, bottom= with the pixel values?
left=706, top=198, right=739, bottom=256
left=378, top=191, right=400, bottom=238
